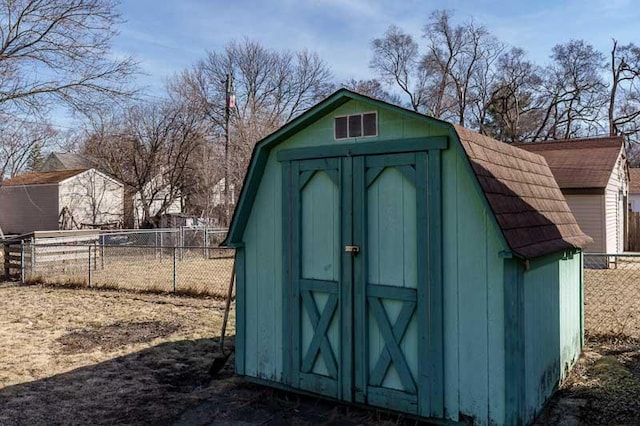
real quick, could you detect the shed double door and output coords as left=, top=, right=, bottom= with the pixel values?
left=285, top=152, right=435, bottom=415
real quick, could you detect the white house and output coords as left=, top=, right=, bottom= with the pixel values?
left=132, top=174, right=182, bottom=228
left=517, top=136, right=629, bottom=253
left=0, top=169, right=124, bottom=234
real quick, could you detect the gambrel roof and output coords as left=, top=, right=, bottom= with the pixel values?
left=455, top=126, right=592, bottom=258
left=224, top=89, right=591, bottom=259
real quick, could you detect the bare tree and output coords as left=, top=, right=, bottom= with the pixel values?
left=83, top=100, right=205, bottom=227
left=422, top=10, right=504, bottom=126
left=370, top=25, right=428, bottom=112
left=532, top=40, right=608, bottom=140
left=169, top=39, right=333, bottom=223
left=371, top=11, right=503, bottom=127
left=341, top=78, right=402, bottom=104
left=608, top=40, right=640, bottom=140
left=485, top=48, right=545, bottom=142
left=0, top=116, right=55, bottom=180
left=0, top=0, right=137, bottom=116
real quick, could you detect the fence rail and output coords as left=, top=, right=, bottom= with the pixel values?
left=3, top=241, right=234, bottom=298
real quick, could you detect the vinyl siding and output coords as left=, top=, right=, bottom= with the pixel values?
left=604, top=149, right=627, bottom=253
left=58, top=170, right=124, bottom=227
left=564, top=194, right=604, bottom=252
left=0, top=185, right=59, bottom=234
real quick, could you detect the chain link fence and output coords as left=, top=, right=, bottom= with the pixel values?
left=4, top=239, right=234, bottom=298
left=98, top=227, right=228, bottom=249
left=584, top=253, right=640, bottom=339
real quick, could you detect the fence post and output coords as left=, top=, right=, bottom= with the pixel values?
left=203, top=227, right=207, bottom=258
left=3, top=243, right=9, bottom=280
left=88, top=245, right=93, bottom=288
left=180, top=226, right=184, bottom=261
left=93, top=241, right=98, bottom=271
left=172, top=245, right=177, bottom=293
left=159, top=231, right=163, bottom=260
left=20, top=240, right=25, bottom=284
left=30, top=236, right=35, bottom=276
left=101, top=235, right=105, bottom=270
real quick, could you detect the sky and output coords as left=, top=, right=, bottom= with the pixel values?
left=112, top=0, right=640, bottom=98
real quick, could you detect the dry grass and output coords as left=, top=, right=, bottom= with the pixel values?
left=0, top=282, right=235, bottom=425
left=25, top=255, right=235, bottom=298
left=0, top=283, right=418, bottom=425
left=537, top=339, right=640, bottom=425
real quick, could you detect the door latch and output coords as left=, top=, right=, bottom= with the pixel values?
left=344, top=245, right=360, bottom=255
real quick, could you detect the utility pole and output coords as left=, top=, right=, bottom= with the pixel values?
left=224, top=73, right=235, bottom=226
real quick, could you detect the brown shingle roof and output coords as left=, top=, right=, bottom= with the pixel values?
left=1, top=169, right=87, bottom=186
left=453, top=125, right=593, bottom=259
left=630, top=168, right=640, bottom=193
left=514, top=136, right=624, bottom=189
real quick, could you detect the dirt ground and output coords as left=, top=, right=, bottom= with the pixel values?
left=0, top=283, right=407, bottom=425
left=2, top=282, right=640, bottom=425
left=537, top=337, right=640, bottom=425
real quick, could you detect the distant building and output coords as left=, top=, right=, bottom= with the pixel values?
left=40, top=152, right=93, bottom=172
left=0, top=169, right=124, bottom=234
left=516, top=136, right=629, bottom=254
left=132, top=174, right=182, bottom=228
left=40, top=152, right=183, bottom=228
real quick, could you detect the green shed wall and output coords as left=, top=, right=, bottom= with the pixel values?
left=521, top=251, right=583, bottom=423
left=236, top=99, right=581, bottom=425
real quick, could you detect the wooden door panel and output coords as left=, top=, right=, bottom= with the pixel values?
left=291, top=159, right=342, bottom=398
left=354, top=153, right=424, bottom=414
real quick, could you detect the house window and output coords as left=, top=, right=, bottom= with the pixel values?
left=334, top=112, right=377, bottom=139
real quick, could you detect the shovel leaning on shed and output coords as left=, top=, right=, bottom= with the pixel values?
left=209, top=257, right=236, bottom=375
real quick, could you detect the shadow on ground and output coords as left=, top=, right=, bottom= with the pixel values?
left=0, top=337, right=233, bottom=426
left=0, top=335, right=416, bottom=426
left=536, top=337, right=640, bottom=425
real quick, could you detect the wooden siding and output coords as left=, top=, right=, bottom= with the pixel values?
left=604, top=149, right=627, bottom=253
left=239, top=100, right=511, bottom=425
left=564, top=194, right=604, bottom=253
left=0, top=185, right=59, bottom=234
left=442, top=140, right=507, bottom=425
left=521, top=251, right=582, bottom=423
left=559, top=253, right=582, bottom=378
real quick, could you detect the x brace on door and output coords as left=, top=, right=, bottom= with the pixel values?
left=367, top=286, right=418, bottom=393
left=300, top=283, right=339, bottom=379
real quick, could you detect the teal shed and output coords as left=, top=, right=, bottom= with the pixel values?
left=222, top=90, right=592, bottom=425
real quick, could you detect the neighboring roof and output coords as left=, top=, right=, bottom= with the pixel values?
left=1, top=169, right=88, bottom=186
left=514, top=136, right=624, bottom=189
left=224, top=89, right=592, bottom=259
left=454, top=125, right=592, bottom=258
left=630, top=168, right=640, bottom=193
left=45, top=152, right=93, bottom=171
